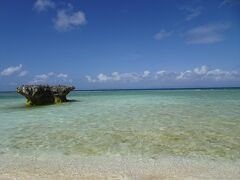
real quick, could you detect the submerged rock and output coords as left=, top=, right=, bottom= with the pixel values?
left=16, top=85, right=75, bottom=105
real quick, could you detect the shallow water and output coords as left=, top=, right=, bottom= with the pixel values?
left=0, top=89, right=240, bottom=161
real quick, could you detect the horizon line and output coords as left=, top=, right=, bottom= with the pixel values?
left=1, top=86, right=240, bottom=93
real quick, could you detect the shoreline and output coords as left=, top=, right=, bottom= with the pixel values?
left=1, top=153, right=240, bottom=179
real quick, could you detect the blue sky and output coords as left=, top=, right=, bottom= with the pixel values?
left=0, top=0, right=240, bottom=90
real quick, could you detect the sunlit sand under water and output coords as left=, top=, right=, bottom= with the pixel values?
left=0, top=89, right=240, bottom=179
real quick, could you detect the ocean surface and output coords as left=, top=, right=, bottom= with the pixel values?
left=0, top=89, right=240, bottom=178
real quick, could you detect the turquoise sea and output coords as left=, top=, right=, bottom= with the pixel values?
left=0, top=89, right=240, bottom=178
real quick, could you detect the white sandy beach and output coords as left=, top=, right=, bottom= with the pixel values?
left=1, top=153, right=240, bottom=179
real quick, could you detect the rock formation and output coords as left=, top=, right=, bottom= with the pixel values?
left=16, top=85, right=75, bottom=105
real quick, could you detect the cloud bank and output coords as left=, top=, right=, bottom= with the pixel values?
left=86, top=70, right=152, bottom=83
left=31, top=72, right=70, bottom=84
left=30, top=72, right=71, bottom=84
left=85, top=65, right=240, bottom=84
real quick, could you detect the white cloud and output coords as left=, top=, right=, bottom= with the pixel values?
left=112, top=72, right=121, bottom=81
left=18, top=70, right=28, bottom=77
left=219, top=0, right=240, bottom=7
left=97, top=73, right=110, bottom=82
left=155, top=70, right=167, bottom=79
left=1, top=64, right=23, bottom=76
left=154, top=30, right=172, bottom=40
left=176, top=70, right=195, bottom=80
left=56, top=73, right=68, bottom=78
left=155, top=71, right=178, bottom=81
left=184, top=23, right=229, bottom=44
left=119, top=73, right=142, bottom=81
left=86, top=66, right=240, bottom=83
left=86, top=72, right=144, bottom=83
left=85, top=75, right=96, bottom=83
left=175, top=65, right=239, bottom=81
left=34, top=0, right=55, bottom=12
left=54, top=8, right=86, bottom=31
left=179, top=5, right=203, bottom=21
left=35, top=74, right=49, bottom=80
left=193, top=65, right=209, bottom=75
left=187, top=35, right=224, bottom=44
left=143, top=70, right=151, bottom=78
left=32, top=72, right=69, bottom=84
left=187, top=24, right=229, bottom=34
left=205, top=69, right=239, bottom=80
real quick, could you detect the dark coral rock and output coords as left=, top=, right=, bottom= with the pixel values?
left=16, top=85, right=75, bottom=105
